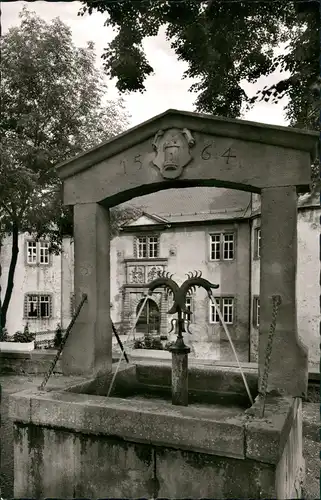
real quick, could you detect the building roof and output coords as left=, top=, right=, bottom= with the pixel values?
left=120, top=187, right=319, bottom=228
left=121, top=187, right=250, bottom=213
left=120, top=187, right=251, bottom=225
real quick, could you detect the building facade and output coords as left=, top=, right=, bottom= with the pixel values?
left=1, top=188, right=319, bottom=366
left=0, top=234, right=74, bottom=344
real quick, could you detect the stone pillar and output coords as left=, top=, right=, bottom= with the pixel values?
left=259, top=186, right=308, bottom=397
left=170, top=332, right=191, bottom=406
left=61, top=202, right=112, bottom=377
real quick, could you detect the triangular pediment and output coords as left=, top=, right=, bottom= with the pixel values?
left=123, top=212, right=169, bottom=227
left=56, top=109, right=318, bottom=207
left=56, top=108, right=317, bottom=181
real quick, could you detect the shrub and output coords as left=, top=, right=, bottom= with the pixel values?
left=133, top=335, right=164, bottom=350
left=165, top=341, right=175, bottom=351
left=133, top=339, right=144, bottom=349
left=54, top=323, right=63, bottom=348
left=13, top=324, right=35, bottom=343
left=0, top=327, right=8, bottom=341
left=151, top=337, right=163, bottom=350
left=144, top=334, right=153, bottom=349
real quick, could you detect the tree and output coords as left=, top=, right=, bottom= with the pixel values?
left=79, top=0, right=319, bottom=128
left=0, top=8, right=133, bottom=330
left=80, top=0, right=319, bottom=185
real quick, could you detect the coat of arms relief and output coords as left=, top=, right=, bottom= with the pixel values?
left=152, top=128, right=195, bottom=179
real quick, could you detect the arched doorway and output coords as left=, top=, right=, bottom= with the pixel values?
left=136, top=298, right=160, bottom=335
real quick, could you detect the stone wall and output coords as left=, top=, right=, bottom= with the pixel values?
left=0, top=351, right=62, bottom=375
left=13, top=424, right=278, bottom=498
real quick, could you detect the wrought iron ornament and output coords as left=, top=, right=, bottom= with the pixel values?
left=145, top=270, right=219, bottom=352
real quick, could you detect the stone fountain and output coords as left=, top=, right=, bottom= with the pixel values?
left=8, top=110, right=318, bottom=499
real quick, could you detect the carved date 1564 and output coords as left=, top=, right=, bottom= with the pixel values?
left=201, top=142, right=236, bottom=164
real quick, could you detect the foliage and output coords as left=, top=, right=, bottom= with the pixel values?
left=110, top=205, right=143, bottom=239
left=13, top=324, right=35, bottom=343
left=80, top=0, right=319, bottom=130
left=0, top=8, right=131, bottom=328
left=133, top=335, right=164, bottom=350
left=0, top=327, right=8, bottom=342
left=165, top=340, right=176, bottom=351
left=53, top=323, right=63, bottom=348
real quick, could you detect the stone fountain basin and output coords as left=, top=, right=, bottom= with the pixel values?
left=10, top=362, right=292, bottom=461
left=8, top=362, right=304, bottom=498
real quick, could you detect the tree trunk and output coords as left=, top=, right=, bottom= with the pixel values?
left=0, top=238, right=2, bottom=335
left=1, top=222, right=19, bottom=329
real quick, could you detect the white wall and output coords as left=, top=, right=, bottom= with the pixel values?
left=1, top=233, right=63, bottom=335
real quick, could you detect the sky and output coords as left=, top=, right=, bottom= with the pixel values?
left=2, top=1, right=290, bottom=129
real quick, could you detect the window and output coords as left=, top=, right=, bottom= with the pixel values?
left=27, top=241, right=37, bottom=264
left=210, top=297, right=235, bottom=324
left=184, top=294, right=193, bottom=322
left=255, top=228, right=261, bottom=259
left=253, top=297, right=260, bottom=327
left=136, top=235, right=159, bottom=258
left=24, top=294, right=52, bottom=319
left=210, top=233, right=235, bottom=261
left=148, top=236, right=159, bottom=258
left=39, top=241, right=50, bottom=264
left=223, top=233, right=234, bottom=260
left=26, top=240, right=50, bottom=265
left=210, top=234, right=221, bottom=260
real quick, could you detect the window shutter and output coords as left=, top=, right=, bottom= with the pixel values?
left=24, top=240, right=28, bottom=266
left=70, top=293, right=75, bottom=316
left=23, top=295, right=28, bottom=319
left=49, top=295, right=53, bottom=318
left=156, top=236, right=160, bottom=258
left=133, top=237, right=137, bottom=258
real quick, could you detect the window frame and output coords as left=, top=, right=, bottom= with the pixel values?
left=25, top=239, right=51, bottom=266
left=24, top=293, right=53, bottom=320
left=210, top=233, right=221, bottom=261
left=135, top=234, right=160, bottom=259
left=254, top=228, right=261, bottom=260
left=209, top=232, right=235, bottom=262
left=26, top=241, right=37, bottom=265
left=183, top=293, right=193, bottom=322
left=39, top=241, right=50, bottom=265
left=222, top=233, right=235, bottom=260
left=209, top=296, right=235, bottom=325
left=253, top=296, right=260, bottom=328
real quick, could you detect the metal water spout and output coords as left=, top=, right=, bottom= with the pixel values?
left=145, top=271, right=219, bottom=406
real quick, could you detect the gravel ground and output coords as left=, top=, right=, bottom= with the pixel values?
left=301, top=401, right=320, bottom=500
left=0, top=375, right=319, bottom=499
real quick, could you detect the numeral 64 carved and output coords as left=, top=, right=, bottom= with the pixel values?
left=201, top=143, right=212, bottom=160
left=201, top=143, right=236, bottom=164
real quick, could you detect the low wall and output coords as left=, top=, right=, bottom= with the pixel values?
left=0, top=351, right=62, bottom=375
